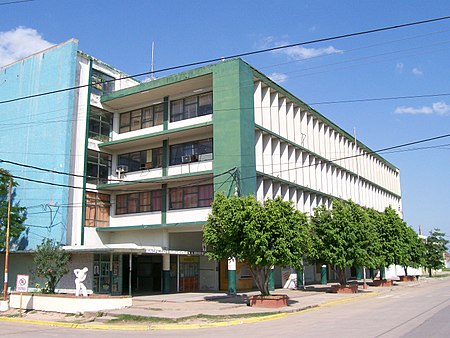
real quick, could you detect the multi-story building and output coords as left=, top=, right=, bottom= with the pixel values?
left=0, top=40, right=402, bottom=295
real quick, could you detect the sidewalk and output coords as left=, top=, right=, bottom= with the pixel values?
left=0, top=278, right=431, bottom=330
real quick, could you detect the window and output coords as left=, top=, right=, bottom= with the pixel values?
left=85, top=192, right=110, bottom=227
left=170, top=92, right=212, bottom=122
left=89, top=106, right=113, bottom=142
left=169, top=184, right=213, bottom=210
left=119, top=103, right=164, bottom=133
left=87, top=150, right=111, bottom=184
left=91, top=69, right=114, bottom=96
left=169, top=138, right=213, bottom=165
left=116, top=190, right=162, bottom=215
left=118, top=147, right=163, bottom=172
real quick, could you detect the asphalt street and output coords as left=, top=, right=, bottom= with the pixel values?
left=1, top=277, right=449, bottom=337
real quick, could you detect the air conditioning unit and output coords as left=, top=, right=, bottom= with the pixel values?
left=181, top=155, right=193, bottom=163
left=117, top=165, right=128, bottom=173
left=116, top=165, right=128, bottom=179
left=198, top=153, right=213, bottom=161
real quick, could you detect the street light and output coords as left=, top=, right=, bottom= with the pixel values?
left=1, top=170, right=12, bottom=301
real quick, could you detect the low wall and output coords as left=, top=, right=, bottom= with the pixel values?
left=10, top=293, right=132, bottom=314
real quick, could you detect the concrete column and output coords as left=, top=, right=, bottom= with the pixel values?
left=268, top=266, right=275, bottom=292
left=128, top=253, right=132, bottom=296
left=296, top=268, right=304, bottom=290
left=227, top=257, right=236, bottom=295
left=162, top=254, right=170, bottom=294
left=321, top=265, right=327, bottom=285
left=356, top=266, right=362, bottom=280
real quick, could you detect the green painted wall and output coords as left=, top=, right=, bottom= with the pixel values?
left=212, top=60, right=256, bottom=197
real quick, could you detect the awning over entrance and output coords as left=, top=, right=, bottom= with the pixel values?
left=62, top=243, right=203, bottom=256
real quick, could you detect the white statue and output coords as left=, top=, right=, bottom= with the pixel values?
left=74, top=267, right=88, bottom=297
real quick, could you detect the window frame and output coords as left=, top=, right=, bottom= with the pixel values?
left=169, top=184, right=213, bottom=210
left=118, top=147, right=163, bottom=172
left=170, top=92, right=212, bottom=122
left=119, top=102, right=164, bottom=133
left=85, top=192, right=110, bottom=228
left=89, top=106, right=113, bottom=142
left=115, top=190, right=162, bottom=215
left=91, top=69, right=115, bottom=96
left=86, top=150, right=111, bottom=185
left=169, top=138, right=213, bottom=165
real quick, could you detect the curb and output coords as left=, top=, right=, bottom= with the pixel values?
left=0, top=290, right=377, bottom=331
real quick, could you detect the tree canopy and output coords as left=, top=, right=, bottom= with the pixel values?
left=424, top=228, right=449, bottom=277
left=310, top=199, right=379, bottom=285
left=0, top=170, right=26, bottom=250
left=203, top=193, right=309, bottom=295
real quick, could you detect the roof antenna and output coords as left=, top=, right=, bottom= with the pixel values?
left=150, top=41, right=156, bottom=81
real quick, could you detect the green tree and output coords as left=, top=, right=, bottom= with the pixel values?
left=34, top=239, right=71, bottom=293
left=310, top=199, right=379, bottom=285
left=0, top=170, right=26, bottom=249
left=203, top=193, right=309, bottom=295
left=399, top=226, right=426, bottom=276
left=369, top=206, right=410, bottom=279
left=424, top=228, right=448, bottom=277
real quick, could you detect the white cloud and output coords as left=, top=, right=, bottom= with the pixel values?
left=395, top=101, right=450, bottom=116
left=268, top=72, right=288, bottom=84
left=281, top=45, right=342, bottom=60
left=0, top=27, right=53, bottom=67
left=432, top=101, right=450, bottom=115
left=412, top=67, right=423, bottom=76
left=396, top=62, right=404, bottom=73
left=259, top=36, right=342, bottom=60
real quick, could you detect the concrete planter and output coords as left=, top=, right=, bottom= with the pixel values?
left=248, top=294, right=289, bottom=308
left=330, top=284, right=358, bottom=294
left=9, top=293, right=132, bottom=314
left=372, top=279, right=393, bottom=287
left=399, top=275, right=416, bottom=282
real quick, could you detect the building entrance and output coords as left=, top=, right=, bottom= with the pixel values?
left=179, top=256, right=199, bottom=292
left=122, top=254, right=162, bottom=294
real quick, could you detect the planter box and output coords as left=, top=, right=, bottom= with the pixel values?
left=330, top=284, right=358, bottom=294
left=399, top=275, right=416, bottom=282
left=248, top=294, right=289, bottom=308
left=9, top=293, right=132, bottom=314
left=372, top=279, right=393, bottom=287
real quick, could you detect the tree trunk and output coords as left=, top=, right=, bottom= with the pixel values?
left=403, top=266, right=408, bottom=276
left=335, top=267, right=347, bottom=286
left=428, top=267, right=432, bottom=277
left=249, top=265, right=271, bottom=295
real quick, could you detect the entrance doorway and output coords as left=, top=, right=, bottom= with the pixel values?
left=179, top=256, right=199, bottom=292
left=122, top=254, right=162, bottom=294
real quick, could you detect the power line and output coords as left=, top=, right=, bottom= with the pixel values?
left=310, top=92, right=450, bottom=106
left=2, top=15, right=450, bottom=105
left=0, top=0, right=33, bottom=5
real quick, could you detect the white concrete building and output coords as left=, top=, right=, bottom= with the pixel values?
left=1, top=41, right=402, bottom=295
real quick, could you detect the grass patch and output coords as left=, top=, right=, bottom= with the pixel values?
left=1, top=314, right=20, bottom=318
left=108, top=311, right=280, bottom=324
left=428, top=274, right=450, bottom=278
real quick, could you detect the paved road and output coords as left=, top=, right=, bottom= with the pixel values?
left=1, top=277, right=449, bottom=337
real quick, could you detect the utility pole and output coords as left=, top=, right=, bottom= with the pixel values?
left=1, top=171, right=12, bottom=301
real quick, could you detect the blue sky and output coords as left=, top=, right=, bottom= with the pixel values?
left=1, top=0, right=449, bottom=237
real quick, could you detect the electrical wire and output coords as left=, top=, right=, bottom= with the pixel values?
left=0, top=0, right=33, bottom=5
left=2, top=15, right=450, bottom=105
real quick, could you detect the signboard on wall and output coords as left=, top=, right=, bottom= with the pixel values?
left=16, top=274, right=29, bottom=293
